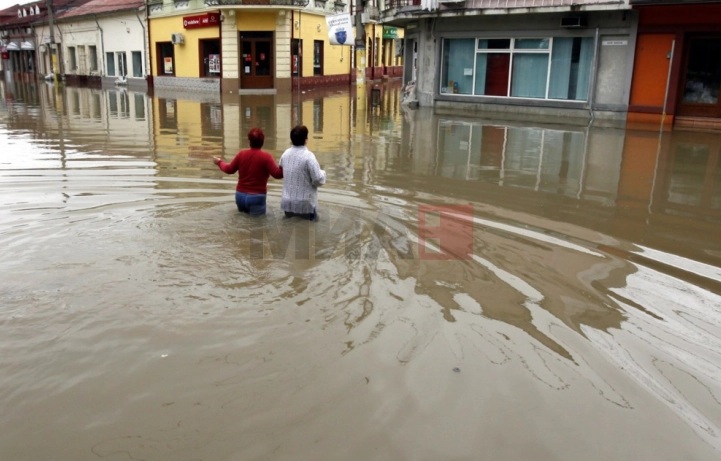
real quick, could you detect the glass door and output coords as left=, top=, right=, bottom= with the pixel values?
left=239, top=32, right=273, bottom=89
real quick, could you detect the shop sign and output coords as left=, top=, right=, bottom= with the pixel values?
left=183, top=12, right=220, bottom=29
left=383, top=26, right=398, bottom=39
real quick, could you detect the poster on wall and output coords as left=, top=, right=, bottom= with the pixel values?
left=164, top=57, right=173, bottom=74
left=209, top=54, right=220, bottom=73
left=326, top=14, right=354, bottom=46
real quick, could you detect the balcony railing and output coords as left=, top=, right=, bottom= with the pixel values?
left=383, top=0, right=420, bottom=10
left=204, top=0, right=309, bottom=6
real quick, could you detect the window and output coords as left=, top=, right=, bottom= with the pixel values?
left=89, top=46, right=98, bottom=72
left=313, top=40, right=323, bottom=76
left=156, top=42, right=174, bottom=76
left=291, top=39, right=302, bottom=76
left=132, top=51, right=143, bottom=77
left=441, top=36, right=594, bottom=101
left=68, top=46, right=77, bottom=71
left=199, top=39, right=220, bottom=77
left=116, top=52, right=127, bottom=77
left=106, top=52, right=115, bottom=76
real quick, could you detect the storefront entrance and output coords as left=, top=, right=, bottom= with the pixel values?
left=678, top=35, right=721, bottom=118
left=239, top=32, right=273, bottom=90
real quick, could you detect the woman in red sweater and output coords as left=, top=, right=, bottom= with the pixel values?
left=212, top=128, right=283, bottom=216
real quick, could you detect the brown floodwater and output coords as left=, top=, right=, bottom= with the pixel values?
left=1, top=78, right=721, bottom=461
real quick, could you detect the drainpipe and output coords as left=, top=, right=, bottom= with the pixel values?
left=94, top=15, right=105, bottom=77
left=136, top=8, right=147, bottom=79
left=587, top=26, right=600, bottom=126
left=660, top=39, right=675, bottom=129
left=46, top=0, right=56, bottom=80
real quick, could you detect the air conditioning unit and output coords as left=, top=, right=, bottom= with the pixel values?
left=171, top=33, right=184, bottom=45
left=560, top=15, right=587, bottom=28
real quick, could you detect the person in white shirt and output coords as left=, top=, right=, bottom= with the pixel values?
left=279, top=125, right=326, bottom=221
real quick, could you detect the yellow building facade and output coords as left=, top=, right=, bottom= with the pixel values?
left=147, top=1, right=362, bottom=93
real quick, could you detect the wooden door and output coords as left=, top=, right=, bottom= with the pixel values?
left=240, top=32, right=273, bottom=89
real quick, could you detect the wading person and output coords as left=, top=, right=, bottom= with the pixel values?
left=212, top=127, right=283, bottom=216
left=279, top=125, right=326, bottom=221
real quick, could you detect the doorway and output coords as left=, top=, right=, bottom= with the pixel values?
left=239, top=32, right=273, bottom=89
left=678, top=35, right=721, bottom=118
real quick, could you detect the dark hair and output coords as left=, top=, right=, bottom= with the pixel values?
left=290, top=125, right=308, bottom=147
left=248, top=128, right=265, bottom=148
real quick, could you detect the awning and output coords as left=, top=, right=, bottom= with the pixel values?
left=21, top=41, right=35, bottom=50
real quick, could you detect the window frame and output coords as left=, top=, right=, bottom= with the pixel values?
left=439, top=35, right=595, bottom=103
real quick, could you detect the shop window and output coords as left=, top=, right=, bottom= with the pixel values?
left=200, top=39, right=221, bottom=77
left=157, top=42, right=175, bottom=76
left=441, top=36, right=593, bottom=101
left=313, top=40, right=323, bottom=76
left=682, top=38, right=721, bottom=105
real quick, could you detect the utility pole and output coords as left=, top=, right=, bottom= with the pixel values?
left=46, top=0, right=56, bottom=81
left=354, top=0, right=366, bottom=85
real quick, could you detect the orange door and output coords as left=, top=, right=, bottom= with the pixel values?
left=630, top=34, right=675, bottom=109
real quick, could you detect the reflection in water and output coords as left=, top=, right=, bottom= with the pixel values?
left=1, top=78, right=721, bottom=460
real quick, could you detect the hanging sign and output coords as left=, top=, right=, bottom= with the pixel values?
left=326, top=14, right=354, bottom=46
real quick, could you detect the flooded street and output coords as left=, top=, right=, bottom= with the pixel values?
left=2, top=78, right=721, bottom=461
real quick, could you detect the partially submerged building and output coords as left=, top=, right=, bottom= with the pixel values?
left=385, top=0, right=638, bottom=126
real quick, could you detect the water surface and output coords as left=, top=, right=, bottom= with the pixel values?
left=1, top=79, right=721, bottom=461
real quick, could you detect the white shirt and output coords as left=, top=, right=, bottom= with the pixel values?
left=279, top=145, right=326, bottom=214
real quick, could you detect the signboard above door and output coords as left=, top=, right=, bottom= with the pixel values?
left=183, top=13, right=220, bottom=29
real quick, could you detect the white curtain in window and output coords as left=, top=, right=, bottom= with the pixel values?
left=575, top=38, right=593, bottom=101
left=444, top=39, right=475, bottom=94
left=474, top=54, right=487, bottom=95
left=511, top=54, right=548, bottom=98
left=549, top=38, right=573, bottom=99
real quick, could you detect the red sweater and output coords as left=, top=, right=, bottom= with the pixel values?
left=217, top=148, right=283, bottom=194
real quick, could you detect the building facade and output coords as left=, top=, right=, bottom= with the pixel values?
left=385, top=0, right=637, bottom=125
left=146, top=0, right=402, bottom=93
left=627, top=1, right=721, bottom=130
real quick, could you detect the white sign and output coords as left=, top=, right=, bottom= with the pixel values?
left=602, top=40, right=628, bottom=46
left=326, top=14, right=354, bottom=46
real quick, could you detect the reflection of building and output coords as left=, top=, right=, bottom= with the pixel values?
left=399, top=108, right=721, bottom=266
left=627, top=1, right=721, bottom=130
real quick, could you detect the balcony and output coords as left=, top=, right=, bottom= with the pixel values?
left=204, top=0, right=309, bottom=6
left=360, top=5, right=380, bottom=22
left=384, top=0, right=420, bottom=10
